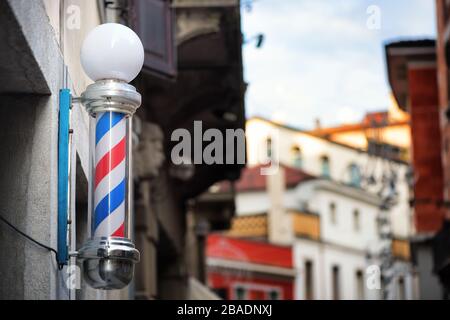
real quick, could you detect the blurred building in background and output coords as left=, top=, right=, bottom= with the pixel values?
left=385, top=38, right=445, bottom=299
left=0, top=0, right=245, bottom=300
left=309, top=102, right=411, bottom=162
left=435, top=0, right=450, bottom=298
left=206, top=117, right=416, bottom=300
left=380, top=0, right=450, bottom=299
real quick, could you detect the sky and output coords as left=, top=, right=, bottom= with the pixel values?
left=241, top=0, right=437, bottom=130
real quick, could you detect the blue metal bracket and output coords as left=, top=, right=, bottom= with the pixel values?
left=57, top=89, right=71, bottom=267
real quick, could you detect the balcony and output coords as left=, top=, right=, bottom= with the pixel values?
left=392, top=238, right=411, bottom=261
left=291, top=211, right=321, bottom=241
left=227, top=214, right=268, bottom=239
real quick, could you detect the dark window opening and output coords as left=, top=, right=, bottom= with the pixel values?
left=291, top=146, right=303, bottom=168
left=332, top=265, right=340, bottom=300
left=269, top=290, right=280, bottom=300
left=356, top=270, right=364, bottom=300
left=321, top=155, right=330, bottom=178
left=213, top=288, right=228, bottom=300
left=235, top=286, right=246, bottom=300
left=305, top=260, right=314, bottom=300
left=266, top=137, right=273, bottom=159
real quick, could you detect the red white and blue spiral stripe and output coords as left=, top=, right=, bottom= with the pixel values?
left=93, top=111, right=126, bottom=238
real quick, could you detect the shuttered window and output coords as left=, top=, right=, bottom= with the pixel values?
left=129, top=0, right=176, bottom=77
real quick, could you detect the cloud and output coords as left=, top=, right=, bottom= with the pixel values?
left=242, top=0, right=436, bottom=130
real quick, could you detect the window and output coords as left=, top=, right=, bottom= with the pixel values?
left=268, top=290, right=280, bottom=300
left=332, top=265, right=340, bottom=300
left=266, top=137, right=273, bottom=159
left=380, top=274, right=386, bottom=296
left=321, top=155, right=330, bottom=178
left=356, top=270, right=365, bottom=300
left=235, top=286, right=246, bottom=300
left=291, top=146, right=303, bottom=168
left=129, top=0, right=177, bottom=77
left=397, top=277, right=406, bottom=300
left=376, top=215, right=381, bottom=235
left=349, top=163, right=361, bottom=187
left=213, top=288, right=228, bottom=300
left=305, top=260, right=314, bottom=300
left=353, top=209, right=360, bottom=232
left=329, top=202, right=337, bottom=225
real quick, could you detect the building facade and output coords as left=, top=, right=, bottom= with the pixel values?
left=206, top=118, right=416, bottom=300
left=293, top=179, right=414, bottom=300
left=380, top=1, right=450, bottom=299
left=385, top=38, right=445, bottom=299
left=245, top=117, right=412, bottom=241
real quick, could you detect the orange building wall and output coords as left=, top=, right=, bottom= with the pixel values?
left=436, top=0, right=450, bottom=222
left=408, top=66, right=445, bottom=232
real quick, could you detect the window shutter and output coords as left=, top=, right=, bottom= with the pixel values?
left=129, top=0, right=176, bottom=78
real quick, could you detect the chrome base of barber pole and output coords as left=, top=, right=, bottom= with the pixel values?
left=77, top=237, right=140, bottom=290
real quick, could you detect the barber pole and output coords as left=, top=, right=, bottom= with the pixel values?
left=93, top=111, right=127, bottom=238
left=77, top=23, right=144, bottom=289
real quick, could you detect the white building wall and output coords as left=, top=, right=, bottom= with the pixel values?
left=294, top=238, right=382, bottom=300
left=293, top=239, right=324, bottom=299
left=292, top=185, right=384, bottom=300
left=312, top=189, right=380, bottom=253
left=236, top=189, right=297, bottom=216
left=237, top=180, right=382, bottom=253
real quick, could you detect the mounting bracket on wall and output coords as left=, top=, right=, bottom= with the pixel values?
left=57, top=88, right=71, bottom=268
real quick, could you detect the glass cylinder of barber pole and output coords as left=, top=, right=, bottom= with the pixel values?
left=89, top=111, right=132, bottom=240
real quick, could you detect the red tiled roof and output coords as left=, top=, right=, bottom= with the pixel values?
left=218, top=164, right=315, bottom=192
left=307, top=111, right=408, bottom=136
left=206, top=234, right=293, bottom=268
left=363, top=111, right=389, bottom=126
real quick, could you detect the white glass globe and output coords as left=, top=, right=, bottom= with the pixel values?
left=81, top=23, right=144, bottom=83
